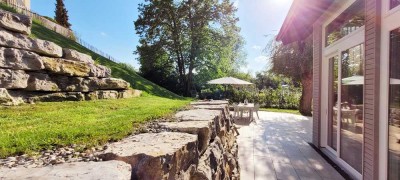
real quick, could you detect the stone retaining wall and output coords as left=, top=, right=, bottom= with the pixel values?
left=0, top=101, right=240, bottom=180
left=0, top=10, right=141, bottom=105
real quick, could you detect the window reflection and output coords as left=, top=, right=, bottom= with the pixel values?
left=325, top=0, right=365, bottom=46
left=391, top=0, right=400, bottom=9
left=389, top=28, right=400, bottom=180
left=340, top=44, right=364, bottom=173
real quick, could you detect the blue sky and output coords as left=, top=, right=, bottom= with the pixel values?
left=31, top=0, right=292, bottom=76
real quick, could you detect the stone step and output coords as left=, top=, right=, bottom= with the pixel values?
left=99, top=132, right=198, bottom=180
left=0, top=161, right=131, bottom=180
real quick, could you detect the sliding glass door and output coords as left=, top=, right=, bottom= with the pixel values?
left=326, top=44, right=364, bottom=174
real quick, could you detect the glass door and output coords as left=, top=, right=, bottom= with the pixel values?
left=328, top=56, right=339, bottom=151
left=326, top=44, right=364, bottom=174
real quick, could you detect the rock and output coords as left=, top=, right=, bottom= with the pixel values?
left=0, top=68, right=29, bottom=89
left=175, top=109, right=225, bottom=140
left=0, top=161, right=131, bottom=180
left=190, top=100, right=229, bottom=106
left=0, top=10, right=32, bottom=35
left=118, top=89, right=141, bottom=99
left=100, top=132, right=199, bottom=180
left=0, top=88, right=23, bottom=106
left=89, top=64, right=111, bottom=78
left=63, top=48, right=94, bottom=64
left=159, top=121, right=212, bottom=155
left=85, top=91, right=99, bottom=100
left=97, top=90, right=119, bottom=100
left=0, top=47, right=44, bottom=71
left=26, top=73, right=59, bottom=91
left=55, top=76, right=90, bottom=92
left=42, top=57, right=90, bottom=77
left=99, top=78, right=130, bottom=90
left=26, top=92, right=85, bottom=103
left=0, top=28, right=62, bottom=57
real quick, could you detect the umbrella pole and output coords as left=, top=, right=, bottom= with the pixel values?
left=224, top=85, right=227, bottom=100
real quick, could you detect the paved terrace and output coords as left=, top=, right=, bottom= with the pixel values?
left=237, top=111, right=345, bottom=180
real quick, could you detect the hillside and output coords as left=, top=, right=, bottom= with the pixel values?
left=30, top=21, right=181, bottom=99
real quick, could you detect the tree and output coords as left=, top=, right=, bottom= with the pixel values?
left=267, top=36, right=313, bottom=116
left=135, top=0, right=245, bottom=96
left=55, top=0, right=71, bottom=28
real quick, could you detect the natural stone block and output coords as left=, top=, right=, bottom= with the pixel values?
left=99, top=78, right=130, bottom=90
left=0, top=10, right=32, bottom=35
left=63, top=48, right=94, bottom=64
left=100, top=132, right=199, bottom=180
left=190, top=100, right=229, bottom=106
left=118, top=89, right=141, bottom=99
left=159, top=121, right=212, bottom=155
left=175, top=109, right=225, bottom=140
left=55, top=76, right=90, bottom=92
left=26, top=92, right=85, bottom=103
left=0, top=88, right=23, bottom=106
left=89, top=64, right=111, bottom=78
left=0, top=28, right=62, bottom=57
left=0, top=47, right=44, bottom=70
left=98, top=90, right=119, bottom=99
left=0, top=161, right=132, bottom=180
left=0, top=68, right=29, bottom=89
left=85, top=90, right=119, bottom=100
left=26, top=73, right=59, bottom=91
left=42, top=57, right=90, bottom=77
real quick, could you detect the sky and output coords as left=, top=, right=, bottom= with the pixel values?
left=31, top=0, right=293, bottom=76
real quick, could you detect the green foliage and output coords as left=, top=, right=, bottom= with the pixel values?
left=0, top=95, right=191, bottom=158
left=229, top=86, right=301, bottom=110
left=54, top=0, right=71, bottom=28
left=30, top=21, right=181, bottom=99
left=135, top=0, right=246, bottom=96
left=259, top=108, right=301, bottom=115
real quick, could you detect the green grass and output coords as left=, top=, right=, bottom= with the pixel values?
left=260, top=108, right=302, bottom=115
left=0, top=94, right=191, bottom=158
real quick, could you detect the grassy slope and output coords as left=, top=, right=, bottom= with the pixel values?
left=30, top=21, right=181, bottom=99
left=0, top=95, right=190, bottom=157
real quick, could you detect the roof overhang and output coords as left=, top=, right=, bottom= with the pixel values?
left=277, top=0, right=334, bottom=45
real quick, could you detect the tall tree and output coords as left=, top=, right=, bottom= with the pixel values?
left=135, top=0, right=245, bottom=96
left=54, top=0, right=71, bottom=28
left=268, top=36, right=313, bottom=116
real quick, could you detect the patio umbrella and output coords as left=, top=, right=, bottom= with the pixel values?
left=207, top=77, right=253, bottom=99
left=342, top=76, right=364, bottom=85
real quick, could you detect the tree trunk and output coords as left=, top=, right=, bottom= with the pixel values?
left=299, top=72, right=313, bottom=116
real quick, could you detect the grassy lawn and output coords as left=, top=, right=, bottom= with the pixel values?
left=260, top=108, right=302, bottom=115
left=0, top=94, right=191, bottom=158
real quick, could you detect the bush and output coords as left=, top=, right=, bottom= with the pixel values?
left=230, top=86, right=301, bottom=110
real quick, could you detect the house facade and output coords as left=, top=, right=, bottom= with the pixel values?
left=278, top=0, right=400, bottom=179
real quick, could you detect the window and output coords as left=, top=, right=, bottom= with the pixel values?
left=389, top=27, right=400, bottom=180
left=325, top=0, right=365, bottom=46
left=391, top=0, right=400, bottom=9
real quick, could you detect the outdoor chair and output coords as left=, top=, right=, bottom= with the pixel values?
left=232, top=103, right=239, bottom=119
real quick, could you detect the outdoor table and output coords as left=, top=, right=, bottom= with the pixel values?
left=237, top=103, right=255, bottom=120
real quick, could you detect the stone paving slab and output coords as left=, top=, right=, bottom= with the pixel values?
left=237, top=111, right=345, bottom=180
left=0, top=161, right=131, bottom=180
